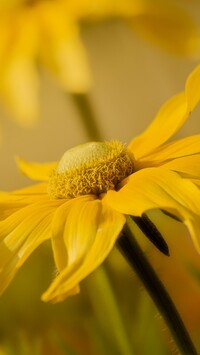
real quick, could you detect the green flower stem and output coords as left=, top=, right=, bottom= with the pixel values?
left=117, top=216, right=198, bottom=355
left=71, top=93, right=102, bottom=141
left=88, top=267, right=134, bottom=355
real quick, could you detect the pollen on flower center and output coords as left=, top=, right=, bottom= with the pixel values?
left=48, top=141, right=135, bottom=199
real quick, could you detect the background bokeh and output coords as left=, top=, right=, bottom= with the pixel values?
left=0, top=0, right=200, bottom=354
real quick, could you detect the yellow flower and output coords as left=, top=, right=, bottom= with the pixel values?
left=0, top=0, right=199, bottom=124
left=1, top=65, right=200, bottom=303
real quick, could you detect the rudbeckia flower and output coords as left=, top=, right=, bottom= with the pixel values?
left=0, top=0, right=199, bottom=124
left=1, top=65, right=200, bottom=303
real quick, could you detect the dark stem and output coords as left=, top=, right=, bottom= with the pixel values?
left=117, top=218, right=198, bottom=355
left=71, top=93, right=102, bottom=141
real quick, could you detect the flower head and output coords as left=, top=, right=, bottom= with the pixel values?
left=0, top=0, right=199, bottom=125
left=1, top=65, right=200, bottom=302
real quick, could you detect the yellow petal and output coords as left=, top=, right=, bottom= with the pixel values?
left=0, top=183, right=48, bottom=204
left=42, top=200, right=125, bottom=302
left=191, top=179, right=200, bottom=187
left=0, top=11, right=40, bottom=125
left=39, top=4, right=91, bottom=92
left=52, top=33, right=91, bottom=93
left=128, top=65, right=200, bottom=159
left=16, top=157, right=58, bottom=181
left=185, top=216, right=200, bottom=253
left=11, top=183, right=47, bottom=197
left=131, top=0, right=200, bottom=56
left=51, top=200, right=74, bottom=272
left=51, top=195, right=96, bottom=272
left=161, top=155, right=200, bottom=180
left=105, top=168, right=200, bottom=217
left=0, top=201, right=28, bottom=221
left=16, top=201, right=62, bottom=267
left=1, top=57, right=39, bottom=126
left=0, top=183, right=49, bottom=221
left=186, top=66, right=200, bottom=113
left=0, top=200, right=61, bottom=295
left=138, top=135, right=200, bottom=165
left=105, top=168, right=200, bottom=252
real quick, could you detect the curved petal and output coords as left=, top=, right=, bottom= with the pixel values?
left=0, top=201, right=29, bottom=221
left=0, top=199, right=62, bottom=295
left=161, top=155, right=200, bottom=180
left=138, top=135, right=200, bottom=165
left=0, top=183, right=48, bottom=202
left=185, top=216, right=200, bottom=253
left=128, top=65, right=200, bottom=159
left=105, top=168, right=200, bottom=251
left=16, top=157, right=58, bottom=181
left=42, top=200, right=125, bottom=302
left=105, top=168, right=200, bottom=216
left=0, top=183, right=49, bottom=220
left=51, top=200, right=74, bottom=272
left=51, top=195, right=97, bottom=272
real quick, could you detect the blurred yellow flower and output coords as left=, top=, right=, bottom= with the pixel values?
left=0, top=65, right=200, bottom=303
left=0, top=0, right=91, bottom=126
left=0, top=0, right=199, bottom=125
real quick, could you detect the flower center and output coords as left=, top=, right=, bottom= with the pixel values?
left=48, top=140, right=135, bottom=199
